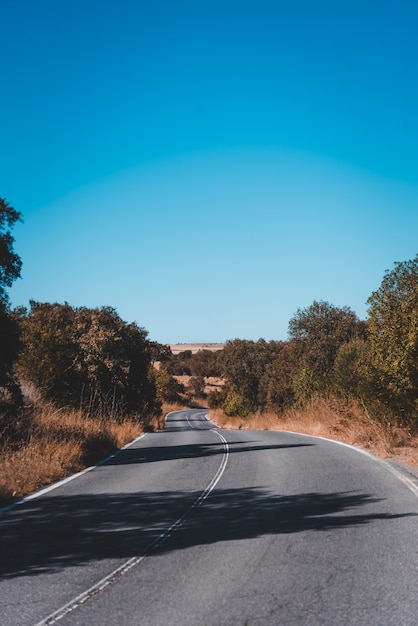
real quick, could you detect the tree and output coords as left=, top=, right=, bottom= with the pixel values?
left=166, top=351, right=192, bottom=376
left=18, top=303, right=160, bottom=418
left=153, top=368, right=185, bottom=405
left=0, top=198, right=22, bottom=306
left=189, top=350, right=221, bottom=377
left=188, top=375, right=206, bottom=398
left=0, top=198, right=23, bottom=400
left=74, top=306, right=159, bottom=417
left=220, top=339, right=283, bottom=415
left=0, top=305, right=22, bottom=403
left=331, top=339, right=371, bottom=399
left=367, top=255, right=418, bottom=418
left=260, top=340, right=300, bottom=413
left=288, top=300, right=366, bottom=402
left=18, top=302, right=82, bottom=406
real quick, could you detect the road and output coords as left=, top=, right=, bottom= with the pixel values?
left=1, top=409, right=418, bottom=625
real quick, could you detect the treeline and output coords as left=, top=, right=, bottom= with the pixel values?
left=1, top=298, right=169, bottom=436
left=206, top=257, right=418, bottom=427
left=1, top=197, right=417, bottom=436
left=160, top=254, right=418, bottom=428
left=0, top=199, right=171, bottom=443
left=17, top=302, right=161, bottom=418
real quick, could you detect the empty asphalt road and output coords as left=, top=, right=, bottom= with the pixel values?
left=1, top=409, right=418, bottom=625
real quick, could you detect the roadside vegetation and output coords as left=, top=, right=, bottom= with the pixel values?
left=209, top=400, right=418, bottom=466
left=166, top=259, right=418, bottom=466
left=205, top=257, right=418, bottom=465
left=0, top=196, right=417, bottom=506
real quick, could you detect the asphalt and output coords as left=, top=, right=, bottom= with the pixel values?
left=1, top=409, right=417, bottom=625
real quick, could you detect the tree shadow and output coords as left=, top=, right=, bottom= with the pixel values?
left=106, top=440, right=313, bottom=465
left=1, top=487, right=415, bottom=579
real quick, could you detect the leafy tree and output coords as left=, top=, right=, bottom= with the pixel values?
left=207, top=386, right=227, bottom=409
left=0, top=198, right=22, bottom=306
left=288, top=300, right=366, bottom=402
left=0, top=305, right=22, bottom=404
left=188, top=375, right=206, bottom=397
left=189, top=350, right=221, bottom=377
left=18, top=302, right=160, bottom=418
left=153, top=368, right=185, bottom=405
left=74, top=306, right=152, bottom=415
left=18, top=302, right=83, bottom=406
left=222, top=388, right=253, bottom=417
left=0, top=198, right=23, bottom=400
left=331, top=339, right=371, bottom=399
left=149, top=342, right=172, bottom=364
left=220, top=339, right=283, bottom=414
left=260, top=340, right=300, bottom=412
left=167, top=350, right=192, bottom=376
left=367, top=255, right=418, bottom=418
left=165, top=349, right=222, bottom=377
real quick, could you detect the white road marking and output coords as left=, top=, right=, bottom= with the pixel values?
left=282, top=429, right=418, bottom=499
left=35, top=416, right=229, bottom=625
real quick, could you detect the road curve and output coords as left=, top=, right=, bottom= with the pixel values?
left=1, top=409, right=417, bottom=625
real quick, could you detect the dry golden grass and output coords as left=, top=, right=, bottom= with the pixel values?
left=3, top=392, right=416, bottom=509
left=161, top=401, right=189, bottom=415
left=0, top=396, right=152, bottom=507
left=209, top=397, right=418, bottom=466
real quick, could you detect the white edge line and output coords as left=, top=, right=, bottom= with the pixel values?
left=35, top=424, right=229, bottom=625
left=0, top=433, right=148, bottom=514
left=279, top=429, right=418, bottom=499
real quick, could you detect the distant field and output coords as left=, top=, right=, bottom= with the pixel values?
left=169, top=343, right=225, bottom=355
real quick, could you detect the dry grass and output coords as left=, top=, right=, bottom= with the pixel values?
left=3, top=391, right=416, bottom=509
left=209, top=397, right=418, bottom=466
left=0, top=392, right=155, bottom=507
left=161, top=401, right=190, bottom=416
left=0, top=396, right=185, bottom=508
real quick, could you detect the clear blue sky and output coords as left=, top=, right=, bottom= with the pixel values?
left=1, top=0, right=417, bottom=344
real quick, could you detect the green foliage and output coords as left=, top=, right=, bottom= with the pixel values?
left=18, top=302, right=80, bottom=405
left=154, top=368, right=185, bottom=404
left=331, top=339, right=370, bottom=399
left=0, top=303, right=22, bottom=405
left=0, top=198, right=22, bottom=306
left=18, top=302, right=160, bottom=418
left=367, top=255, right=418, bottom=418
left=259, top=341, right=298, bottom=413
left=220, top=339, right=283, bottom=414
left=222, top=389, right=254, bottom=418
left=293, top=367, right=326, bottom=406
left=0, top=198, right=22, bottom=401
left=288, top=300, right=366, bottom=403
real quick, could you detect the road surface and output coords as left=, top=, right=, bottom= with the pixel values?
left=1, top=409, right=417, bottom=625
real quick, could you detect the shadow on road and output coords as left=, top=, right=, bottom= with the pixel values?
left=1, top=486, right=415, bottom=579
left=105, top=439, right=314, bottom=465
